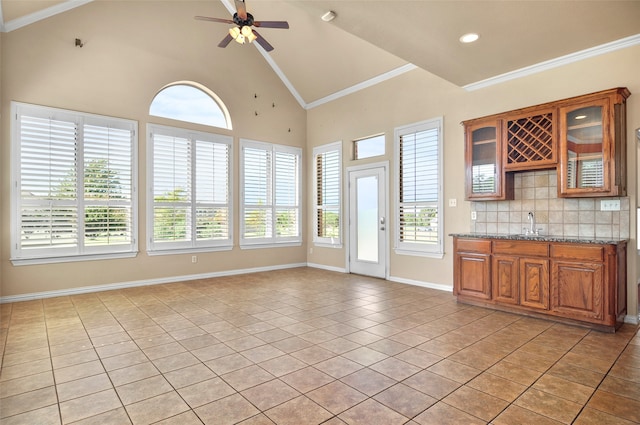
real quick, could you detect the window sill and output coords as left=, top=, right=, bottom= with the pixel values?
left=11, top=251, right=138, bottom=266
left=147, top=246, right=233, bottom=256
left=313, top=241, right=343, bottom=249
left=240, top=241, right=302, bottom=250
left=394, top=248, right=444, bottom=259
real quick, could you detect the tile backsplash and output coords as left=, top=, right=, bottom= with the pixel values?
left=470, top=170, right=630, bottom=239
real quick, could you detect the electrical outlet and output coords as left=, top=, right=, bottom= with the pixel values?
left=448, top=198, right=457, bottom=207
left=471, top=211, right=477, bottom=220
left=600, top=200, right=620, bottom=211
left=191, top=255, right=197, bottom=263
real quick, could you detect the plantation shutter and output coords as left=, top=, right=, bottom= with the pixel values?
left=83, top=121, right=134, bottom=247
left=579, top=158, right=604, bottom=188
left=195, top=140, right=230, bottom=240
left=275, top=151, right=299, bottom=237
left=19, top=115, right=79, bottom=251
left=243, top=145, right=273, bottom=239
left=13, top=102, right=137, bottom=262
left=315, top=148, right=340, bottom=241
left=148, top=125, right=232, bottom=252
left=472, top=163, right=496, bottom=193
left=398, top=127, right=439, bottom=245
left=152, top=133, right=192, bottom=243
left=240, top=140, right=301, bottom=246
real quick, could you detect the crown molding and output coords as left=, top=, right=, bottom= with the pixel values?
left=464, top=34, right=640, bottom=91
left=2, top=0, right=93, bottom=32
left=305, top=64, right=418, bottom=110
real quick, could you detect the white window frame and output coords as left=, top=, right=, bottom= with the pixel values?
left=313, top=141, right=342, bottom=247
left=394, top=117, right=444, bottom=258
left=147, top=124, right=233, bottom=254
left=11, top=102, right=138, bottom=265
left=240, top=139, right=302, bottom=248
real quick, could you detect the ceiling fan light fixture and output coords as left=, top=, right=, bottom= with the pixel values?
left=229, top=26, right=242, bottom=43
left=459, top=33, right=479, bottom=43
left=321, top=11, right=336, bottom=22
left=243, top=26, right=257, bottom=43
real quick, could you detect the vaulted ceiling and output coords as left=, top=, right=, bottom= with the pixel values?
left=2, top=0, right=640, bottom=109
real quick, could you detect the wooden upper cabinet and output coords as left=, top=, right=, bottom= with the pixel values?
left=463, top=87, right=629, bottom=199
left=504, top=107, right=556, bottom=171
left=464, top=119, right=513, bottom=200
left=558, top=88, right=629, bottom=197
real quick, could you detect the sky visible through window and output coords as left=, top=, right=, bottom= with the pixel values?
left=355, top=134, right=385, bottom=159
left=150, top=84, right=228, bottom=129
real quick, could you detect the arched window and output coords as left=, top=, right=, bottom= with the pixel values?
left=149, top=82, right=232, bottom=130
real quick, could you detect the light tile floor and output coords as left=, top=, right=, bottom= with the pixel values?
left=1, top=267, right=639, bottom=424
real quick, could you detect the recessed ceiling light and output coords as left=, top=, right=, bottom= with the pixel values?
left=459, top=33, right=479, bottom=43
left=321, top=11, right=336, bottom=22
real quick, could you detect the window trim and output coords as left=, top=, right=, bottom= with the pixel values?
left=11, top=102, right=138, bottom=265
left=146, top=123, right=233, bottom=255
left=313, top=141, right=342, bottom=247
left=393, top=117, right=444, bottom=258
left=240, top=139, right=302, bottom=249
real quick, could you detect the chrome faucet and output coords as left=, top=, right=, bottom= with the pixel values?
left=526, top=211, right=539, bottom=235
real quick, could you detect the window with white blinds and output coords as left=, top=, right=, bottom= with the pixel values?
left=148, top=124, right=232, bottom=253
left=313, top=142, right=342, bottom=246
left=240, top=139, right=301, bottom=247
left=472, top=163, right=496, bottom=193
left=394, top=118, right=443, bottom=256
left=567, top=153, right=604, bottom=189
left=11, top=102, right=137, bottom=264
left=578, top=158, right=604, bottom=188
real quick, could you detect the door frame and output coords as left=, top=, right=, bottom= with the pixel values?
left=345, top=161, right=390, bottom=279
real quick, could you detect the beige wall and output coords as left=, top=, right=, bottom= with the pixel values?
left=306, top=45, right=640, bottom=321
left=0, top=1, right=307, bottom=298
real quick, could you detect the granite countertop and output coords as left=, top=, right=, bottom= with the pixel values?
left=449, top=233, right=628, bottom=245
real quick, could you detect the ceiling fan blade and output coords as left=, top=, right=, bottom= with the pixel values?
left=235, top=0, right=247, bottom=20
left=218, top=33, right=234, bottom=48
left=252, top=29, right=274, bottom=52
left=253, top=20, right=289, bottom=29
left=195, top=16, right=235, bottom=24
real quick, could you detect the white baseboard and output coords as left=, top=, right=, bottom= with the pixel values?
left=306, top=262, right=347, bottom=274
left=388, top=275, right=453, bottom=293
left=624, top=314, right=640, bottom=325
left=0, top=262, right=307, bottom=304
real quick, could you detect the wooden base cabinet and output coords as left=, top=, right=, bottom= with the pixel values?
left=454, top=238, right=491, bottom=300
left=552, top=261, right=604, bottom=322
left=520, top=257, right=550, bottom=310
left=453, top=237, right=627, bottom=332
left=492, top=255, right=519, bottom=305
left=492, top=255, right=550, bottom=310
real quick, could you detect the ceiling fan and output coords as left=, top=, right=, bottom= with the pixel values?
left=195, top=0, right=289, bottom=52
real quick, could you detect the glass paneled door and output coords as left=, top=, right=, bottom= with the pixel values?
left=348, top=165, right=387, bottom=278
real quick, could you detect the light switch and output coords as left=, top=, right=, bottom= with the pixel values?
left=449, top=198, right=457, bottom=207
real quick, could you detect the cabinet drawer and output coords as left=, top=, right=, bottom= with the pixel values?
left=493, top=240, right=548, bottom=257
left=455, top=238, right=491, bottom=254
left=551, top=244, right=603, bottom=262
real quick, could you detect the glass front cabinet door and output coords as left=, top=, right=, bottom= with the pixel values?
left=465, top=119, right=513, bottom=200
left=558, top=88, right=629, bottom=197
